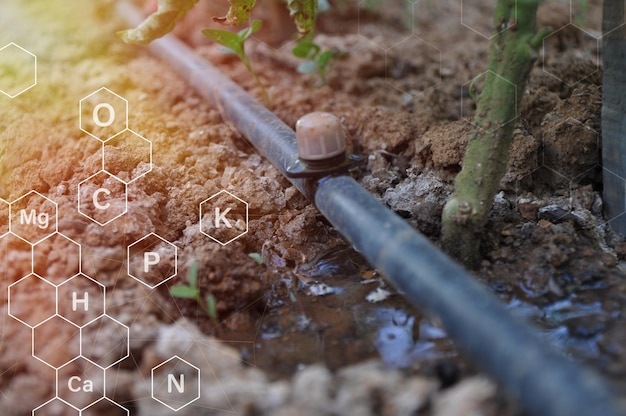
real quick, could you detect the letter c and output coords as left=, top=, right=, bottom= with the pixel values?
left=68, top=376, right=82, bottom=392
left=93, top=188, right=111, bottom=210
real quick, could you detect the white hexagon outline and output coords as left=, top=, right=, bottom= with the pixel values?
left=80, top=315, right=130, bottom=370
left=460, top=69, right=518, bottom=133
left=0, top=42, right=37, bottom=98
left=32, top=397, right=79, bottom=416
left=57, top=273, right=107, bottom=328
left=200, top=190, right=249, bottom=246
left=32, top=314, right=81, bottom=369
left=127, top=232, right=178, bottom=289
left=102, top=128, right=153, bottom=184
left=541, top=23, right=600, bottom=86
left=32, top=232, right=82, bottom=285
left=81, top=397, right=128, bottom=415
left=601, top=21, right=625, bottom=38
left=78, top=170, right=128, bottom=226
left=151, top=355, right=201, bottom=412
left=384, top=34, right=442, bottom=97
left=8, top=273, right=57, bottom=328
left=79, top=87, right=129, bottom=141
left=461, top=0, right=517, bottom=39
left=56, top=356, right=106, bottom=411
left=0, top=197, right=10, bottom=237
left=9, top=190, right=58, bottom=245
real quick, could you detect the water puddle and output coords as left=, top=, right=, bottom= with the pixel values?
left=218, top=246, right=457, bottom=380
left=219, top=246, right=622, bottom=384
left=506, top=297, right=610, bottom=363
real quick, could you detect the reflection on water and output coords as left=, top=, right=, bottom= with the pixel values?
left=360, top=307, right=452, bottom=367
left=506, top=298, right=606, bottom=362
left=245, top=246, right=458, bottom=379
left=235, top=245, right=619, bottom=381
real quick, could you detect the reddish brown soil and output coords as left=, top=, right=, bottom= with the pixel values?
left=1, top=0, right=624, bottom=415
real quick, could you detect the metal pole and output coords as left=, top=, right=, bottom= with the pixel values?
left=602, top=0, right=626, bottom=235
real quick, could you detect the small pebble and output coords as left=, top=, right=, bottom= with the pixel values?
left=366, top=287, right=392, bottom=303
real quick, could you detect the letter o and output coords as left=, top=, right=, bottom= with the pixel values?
left=93, top=103, right=115, bottom=127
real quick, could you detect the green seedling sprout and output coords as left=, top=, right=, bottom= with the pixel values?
left=248, top=252, right=264, bottom=264
left=170, top=261, right=219, bottom=322
left=292, top=34, right=335, bottom=83
left=202, top=20, right=269, bottom=103
left=118, top=0, right=333, bottom=93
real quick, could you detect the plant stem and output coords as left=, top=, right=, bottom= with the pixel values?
left=440, top=0, right=544, bottom=267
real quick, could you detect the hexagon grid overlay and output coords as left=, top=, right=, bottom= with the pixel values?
left=1, top=86, right=263, bottom=413
left=81, top=315, right=130, bottom=369
left=200, top=190, right=249, bottom=246
left=9, top=190, right=58, bottom=245
left=4, top=87, right=161, bottom=413
left=78, top=170, right=128, bottom=226
left=0, top=42, right=37, bottom=98
left=79, top=87, right=128, bottom=141
left=152, top=356, right=201, bottom=411
left=77, top=88, right=153, bottom=225
left=4, top=191, right=131, bottom=414
left=128, top=232, right=178, bottom=288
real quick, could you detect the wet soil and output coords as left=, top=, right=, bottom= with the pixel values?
left=1, top=0, right=625, bottom=415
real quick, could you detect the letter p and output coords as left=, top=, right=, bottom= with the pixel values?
left=144, top=252, right=160, bottom=273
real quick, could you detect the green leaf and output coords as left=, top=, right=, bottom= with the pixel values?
left=117, top=0, right=199, bottom=45
left=205, top=294, right=218, bottom=319
left=248, top=252, right=264, bottom=265
left=201, top=28, right=245, bottom=57
left=188, top=261, right=198, bottom=288
left=170, top=284, right=200, bottom=299
left=317, top=50, right=334, bottom=72
left=239, top=19, right=262, bottom=39
left=292, top=40, right=320, bottom=59
left=202, top=21, right=261, bottom=59
left=202, top=20, right=269, bottom=103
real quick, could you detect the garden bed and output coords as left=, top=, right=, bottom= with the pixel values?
left=0, top=0, right=624, bottom=415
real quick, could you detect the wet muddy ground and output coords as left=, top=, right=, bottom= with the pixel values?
left=1, top=0, right=625, bottom=415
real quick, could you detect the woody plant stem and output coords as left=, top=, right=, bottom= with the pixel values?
left=441, top=0, right=546, bottom=267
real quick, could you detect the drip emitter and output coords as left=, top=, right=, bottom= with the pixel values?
left=286, top=111, right=362, bottom=179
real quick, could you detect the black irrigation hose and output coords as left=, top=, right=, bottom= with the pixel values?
left=316, top=176, right=624, bottom=416
left=117, top=3, right=625, bottom=415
